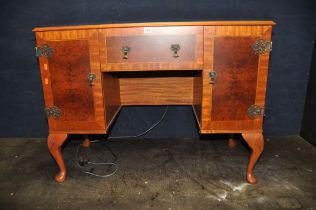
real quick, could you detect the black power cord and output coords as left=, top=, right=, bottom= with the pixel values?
left=75, top=106, right=169, bottom=178
left=75, top=140, right=118, bottom=178
left=108, top=106, right=169, bottom=139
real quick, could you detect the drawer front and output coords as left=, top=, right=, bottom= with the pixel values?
left=99, top=26, right=203, bottom=71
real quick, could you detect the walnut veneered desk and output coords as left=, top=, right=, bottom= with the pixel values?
left=33, top=21, right=275, bottom=184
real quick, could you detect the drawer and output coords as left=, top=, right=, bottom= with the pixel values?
left=99, top=26, right=203, bottom=71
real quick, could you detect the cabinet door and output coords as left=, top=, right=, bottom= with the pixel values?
left=35, top=30, right=105, bottom=133
left=201, top=26, right=272, bottom=132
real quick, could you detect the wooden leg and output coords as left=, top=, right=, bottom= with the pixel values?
left=241, top=132, right=264, bottom=184
left=228, top=134, right=237, bottom=148
left=47, top=133, right=68, bottom=183
left=82, top=134, right=91, bottom=148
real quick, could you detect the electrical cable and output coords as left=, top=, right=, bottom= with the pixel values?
left=107, top=105, right=169, bottom=139
left=75, top=140, right=118, bottom=178
left=75, top=106, right=169, bottom=178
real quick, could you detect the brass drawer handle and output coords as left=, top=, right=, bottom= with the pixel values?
left=87, top=73, right=96, bottom=86
left=122, top=46, right=130, bottom=59
left=171, top=44, right=180, bottom=58
left=209, top=71, right=217, bottom=84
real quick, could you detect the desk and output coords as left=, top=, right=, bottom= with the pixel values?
left=33, top=21, right=275, bottom=184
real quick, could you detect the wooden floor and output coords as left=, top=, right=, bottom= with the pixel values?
left=0, top=135, right=315, bottom=210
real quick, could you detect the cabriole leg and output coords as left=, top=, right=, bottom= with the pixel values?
left=241, top=132, right=264, bottom=184
left=47, top=133, right=68, bottom=183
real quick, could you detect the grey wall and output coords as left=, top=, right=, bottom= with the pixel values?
left=0, top=0, right=315, bottom=138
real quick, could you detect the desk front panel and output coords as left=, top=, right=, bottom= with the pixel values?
left=34, top=22, right=274, bottom=134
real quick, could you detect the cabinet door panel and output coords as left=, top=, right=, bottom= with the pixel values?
left=201, top=26, right=272, bottom=132
left=36, top=30, right=105, bottom=133
left=48, top=40, right=95, bottom=122
left=212, top=37, right=258, bottom=121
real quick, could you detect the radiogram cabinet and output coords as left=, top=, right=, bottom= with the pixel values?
left=33, top=21, right=275, bottom=184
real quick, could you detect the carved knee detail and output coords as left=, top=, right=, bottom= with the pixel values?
left=255, top=137, right=264, bottom=151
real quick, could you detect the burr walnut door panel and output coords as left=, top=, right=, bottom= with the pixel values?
left=201, top=26, right=272, bottom=132
left=35, top=30, right=105, bottom=133
left=212, top=37, right=258, bottom=121
left=99, top=26, right=203, bottom=71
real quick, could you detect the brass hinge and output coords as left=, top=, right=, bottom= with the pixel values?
left=35, top=44, right=53, bottom=58
left=87, top=73, right=96, bottom=86
left=252, top=39, right=272, bottom=55
left=209, top=71, right=217, bottom=84
left=247, top=105, right=265, bottom=119
left=45, top=106, right=62, bottom=119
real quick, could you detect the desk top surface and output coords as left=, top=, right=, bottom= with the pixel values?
left=33, top=20, right=276, bottom=32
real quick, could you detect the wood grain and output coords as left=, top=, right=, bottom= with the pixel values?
left=48, top=40, right=95, bottom=122
left=201, top=25, right=272, bottom=132
left=192, top=71, right=202, bottom=127
left=103, top=73, right=121, bottom=129
left=211, top=37, right=258, bottom=121
left=201, top=26, right=214, bottom=130
left=106, top=35, right=196, bottom=63
left=35, top=29, right=106, bottom=133
left=255, top=27, right=272, bottom=106
left=33, top=21, right=276, bottom=32
left=118, top=71, right=198, bottom=105
left=99, top=26, right=203, bottom=71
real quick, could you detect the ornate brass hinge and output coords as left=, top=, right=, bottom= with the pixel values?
left=45, top=106, right=62, bottom=119
left=252, top=39, right=272, bottom=55
left=35, top=44, right=53, bottom=58
left=87, top=73, right=96, bottom=86
left=247, top=105, right=265, bottom=119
